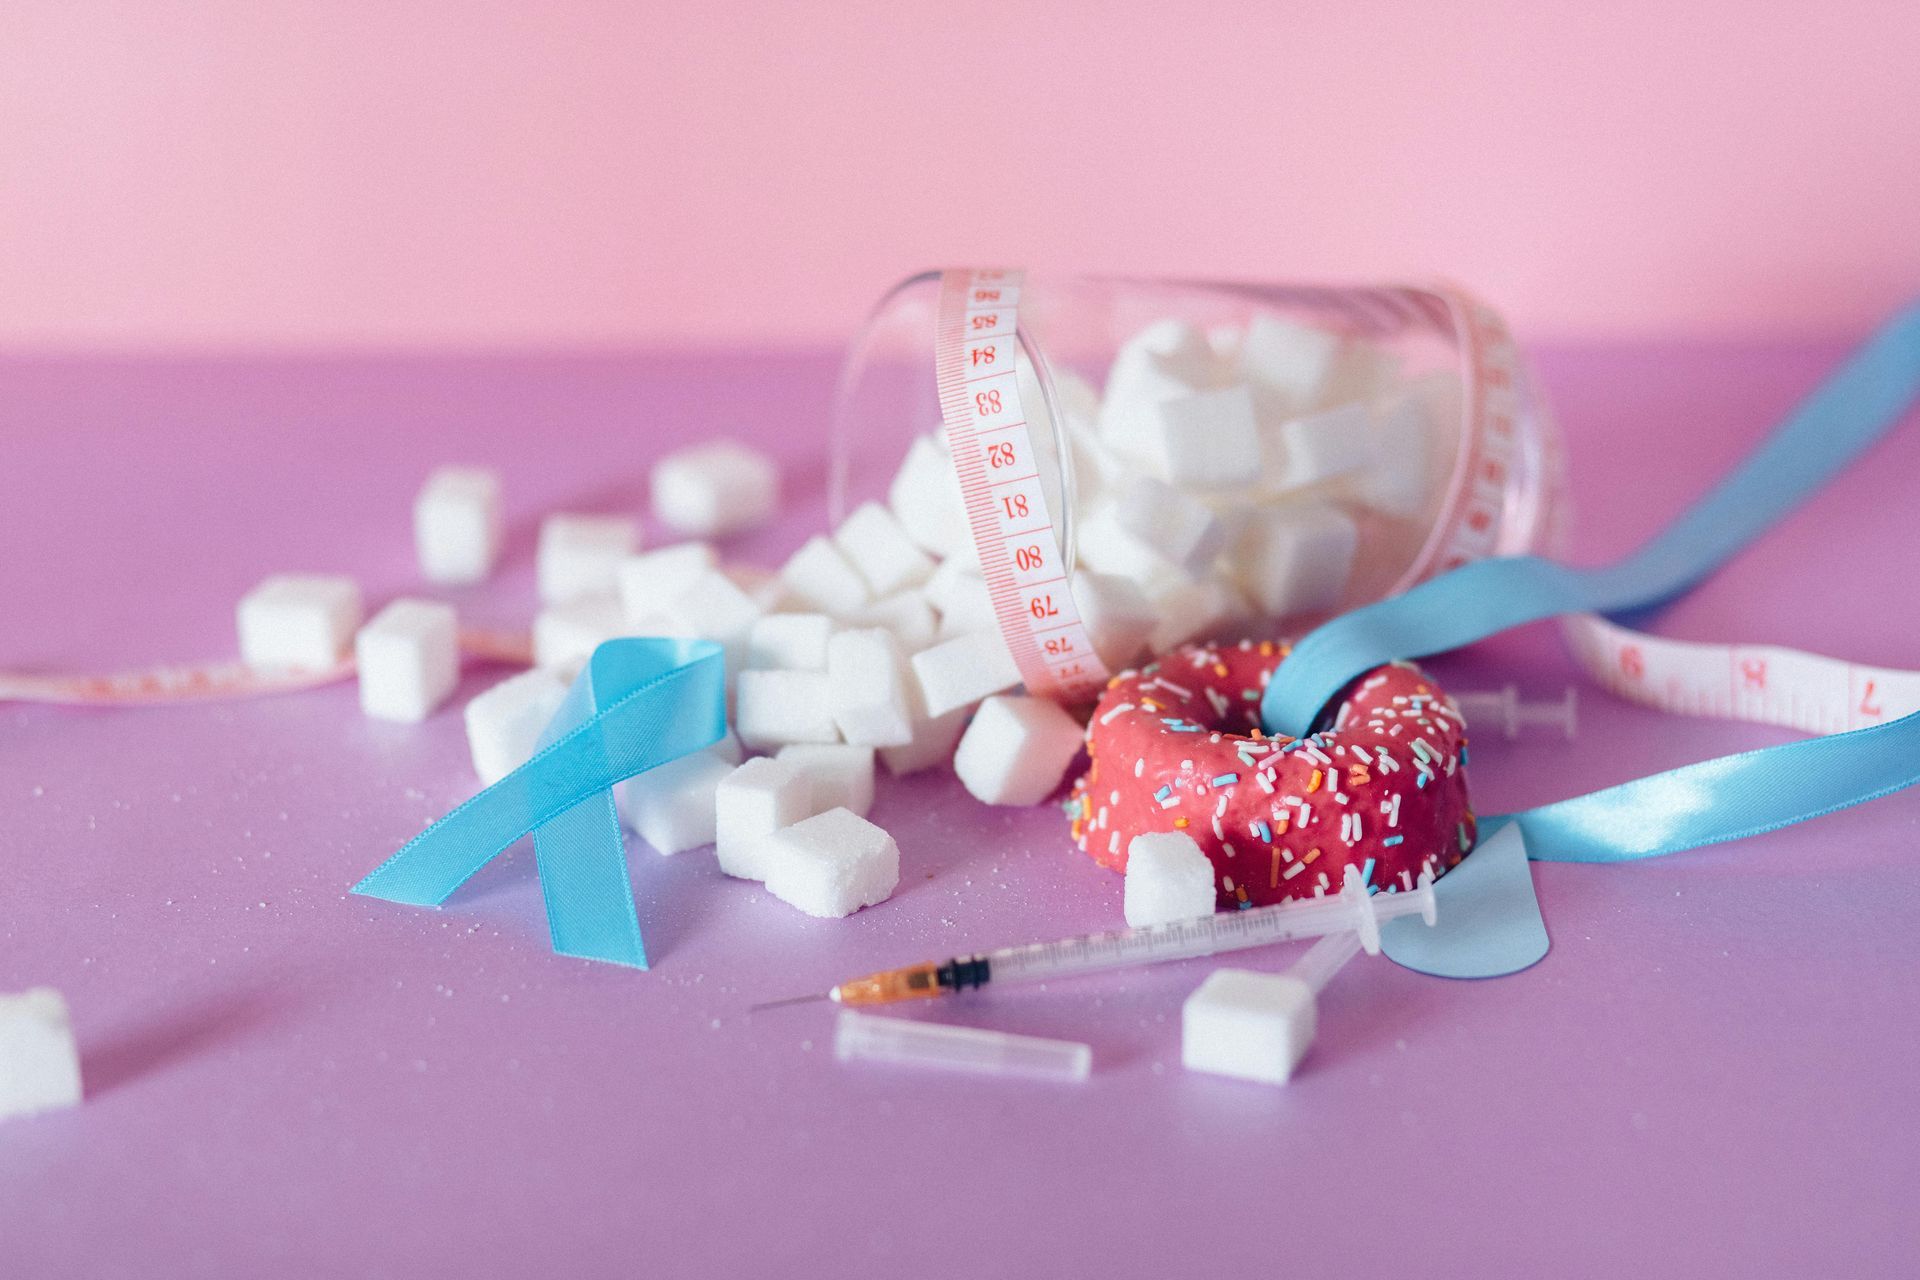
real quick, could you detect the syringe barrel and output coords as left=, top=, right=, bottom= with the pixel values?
left=1286, top=930, right=1364, bottom=994
left=985, top=894, right=1362, bottom=986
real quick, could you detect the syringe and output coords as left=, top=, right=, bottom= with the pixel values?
left=1452, top=683, right=1578, bottom=739
left=784, top=865, right=1434, bottom=1009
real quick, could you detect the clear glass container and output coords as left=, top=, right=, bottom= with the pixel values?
left=831, top=271, right=1563, bottom=697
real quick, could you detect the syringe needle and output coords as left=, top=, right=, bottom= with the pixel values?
left=748, top=992, right=831, bottom=1013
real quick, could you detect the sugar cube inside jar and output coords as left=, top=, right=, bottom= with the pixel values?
left=830, top=273, right=1563, bottom=689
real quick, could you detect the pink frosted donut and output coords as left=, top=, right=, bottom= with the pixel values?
left=1065, top=639, right=1475, bottom=908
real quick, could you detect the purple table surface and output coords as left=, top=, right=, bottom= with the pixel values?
left=3, top=341, right=1918, bottom=1279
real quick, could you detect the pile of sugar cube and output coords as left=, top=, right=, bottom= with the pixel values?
left=229, top=313, right=1453, bottom=928
left=1050, top=314, right=1460, bottom=649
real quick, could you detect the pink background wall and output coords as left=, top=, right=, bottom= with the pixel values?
left=3, top=2, right=1917, bottom=352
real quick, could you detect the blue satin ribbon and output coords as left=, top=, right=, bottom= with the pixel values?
left=353, top=637, right=726, bottom=968
left=1256, top=298, right=1920, bottom=973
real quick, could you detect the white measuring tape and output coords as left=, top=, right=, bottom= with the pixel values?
left=0, top=626, right=531, bottom=706
left=935, top=269, right=1110, bottom=702
left=1562, top=613, right=1920, bottom=735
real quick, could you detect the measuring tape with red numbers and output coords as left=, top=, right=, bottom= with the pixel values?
left=0, top=626, right=530, bottom=706
left=1563, top=613, right=1920, bottom=734
left=932, top=270, right=1559, bottom=702
left=935, top=269, right=1110, bottom=702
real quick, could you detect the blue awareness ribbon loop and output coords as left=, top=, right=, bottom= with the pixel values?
left=1257, top=298, right=1920, bottom=975
left=352, top=637, right=727, bottom=968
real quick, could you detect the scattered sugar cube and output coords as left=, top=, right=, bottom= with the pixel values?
left=1149, top=386, right=1262, bottom=490
left=952, top=694, right=1086, bottom=807
left=651, top=440, right=779, bottom=537
left=413, top=466, right=502, bottom=585
left=464, top=667, right=570, bottom=786
left=1238, top=313, right=1341, bottom=413
left=0, top=988, right=82, bottom=1121
left=532, top=594, right=626, bottom=674
left=777, top=743, right=876, bottom=818
left=746, top=612, right=834, bottom=671
left=1123, top=831, right=1217, bottom=927
left=910, top=631, right=1022, bottom=718
left=1265, top=402, right=1372, bottom=491
left=760, top=808, right=900, bottom=918
left=1111, top=477, right=1225, bottom=574
left=725, top=563, right=793, bottom=613
left=355, top=599, right=459, bottom=723
left=714, top=756, right=814, bottom=880
left=888, top=435, right=969, bottom=559
left=826, top=628, right=915, bottom=747
left=617, top=748, right=735, bottom=854
left=877, top=687, right=972, bottom=776
left=833, top=502, right=935, bottom=598
left=617, top=543, right=718, bottom=627
left=1232, top=502, right=1358, bottom=618
left=735, top=669, right=840, bottom=751
left=1182, top=968, right=1316, bottom=1085
left=779, top=535, right=873, bottom=616
left=845, top=591, right=938, bottom=652
left=538, top=515, right=638, bottom=604
left=237, top=574, right=362, bottom=670
left=1070, top=570, right=1157, bottom=672
left=655, top=569, right=765, bottom=664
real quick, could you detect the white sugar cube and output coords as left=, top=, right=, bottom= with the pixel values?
left=1238, top=313, right=1341, bottom=413
left=413, top=466, right=502, bottom=585
left=656, top=569, right=765, bottom=658
left=776, top=743, right=876, bottom=818
left=1352, top=375, right=1455, bottom=519
left=1182, top=968, right=1316, bottom=1085
left=1148, top=577, right=1251, bottom=652
left=1323, top=340, right=1405, bottom=406
left=734, top=669, right=839, bottom=751
left=826, top=628, right=915, bottom=747
left=888, top=435, right=970, bottom=559
left=1112, top=477, right=1225, bottom=574
left=924, top=562, right=997, bottom=639
left=532, top=594, right=626, bottom=675
left=355, top=599, right=459, bottom=723
left=0, top=988, right=82, bottom=1120
left=746, top=612, right=834, bottom=671
left=617, top=543, right=718, bottom=627
left=1232, top=502, right=1358, bottom=618
left=617, top=748, right=735, bottom=854
left=845, top=591, right=938, bottom=652
left=761, top=808, right=900, bottom=918
left=1149, top=386, right=1262, bottom=490
left=537, top=515, right=638, bottom=604
left=714, top=756, right=814, bottom=880
left=952, top=694, right=1086, bottom=807
left=1265, top=402, right=1373, bottom=491
left=877, top=687, right=972, bottom=776
left=1071, top=570, right=1158, bottom=672
left=651, top=440, right=779, bottom=537
left=464, top=667, right=570, bottom=786
left=725, top=563, right=793, bottom=613
left=1074, top=504, right=1181, bottom=586
left=779, top=535, right=873, bottom=616
left=1123, top=831, right=1217, bottom=927
left=910, top=631, right=1022, bottom=718
left=237, top=574, right=362, bottom=670
left=833, top=502, right=935, bottom=598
